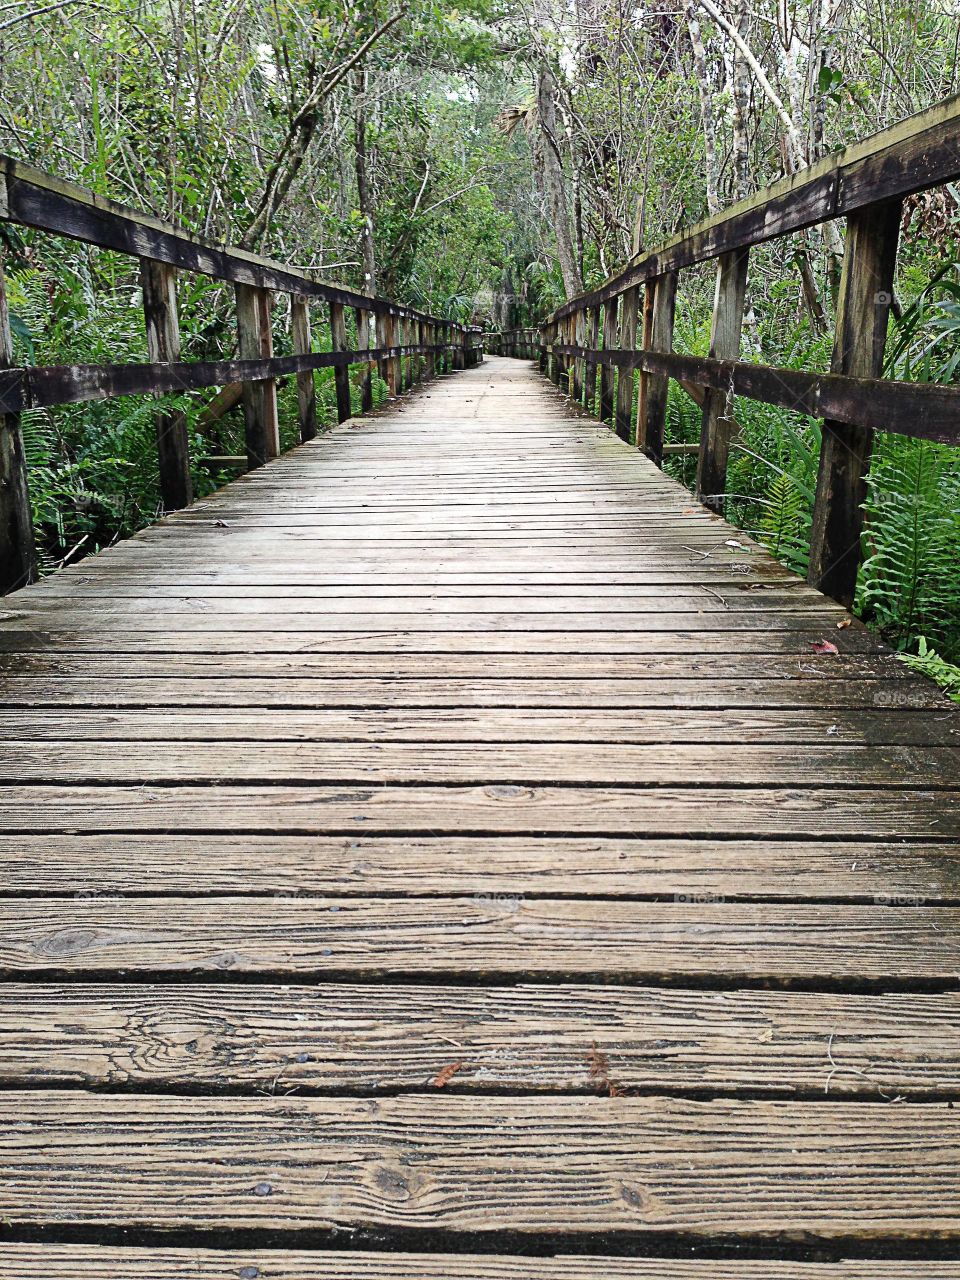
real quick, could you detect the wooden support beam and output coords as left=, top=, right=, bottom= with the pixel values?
left=141, top=259, right=192, bottom=511
left=290, top=296, right=317, bottom=442
left=415, top=320, right=424, bottom=383
left=329, top=302, right=352, bottom=423
left=375, top=312, right=391, bottom=394
left=599, top=297, right=619, bottom=424
left=583, top=306, right=599, bottom=413
left=696, top=248, right=750, bottom=506
left=571, top=311, right=585, bottom=403
left=354, top=307, right=374, bottom=414
left=615, top=285, right=640, bottom=442
left=637, top=271, right=677, bottom=466
left=234, top=283, right=279, bottom=469
left=0, top=261, right=35, bottom=594
left=808, top=200, right=902, bottom=607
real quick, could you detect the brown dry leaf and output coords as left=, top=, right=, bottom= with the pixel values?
left=836, top=618, right=852, bottom=629
left=587, top=1042, right=610, bottom=1082
left=810, top=639, right=840, bottom=655
left=432, top=1061, right=464, bottom=1088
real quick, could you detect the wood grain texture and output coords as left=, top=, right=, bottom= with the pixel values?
left=4, top=1091, right=960, bottom=1239
left=3, top=982, right=959, bottom=1096
left=1, top=783, right=956, bottom=839
left=0, top=740, right=954, bottom=786
left=4, top=833, right=960, bottom=900
left=2, top=897, right=960, bottom=982
left=4, top=1246, right=960, bottom=1279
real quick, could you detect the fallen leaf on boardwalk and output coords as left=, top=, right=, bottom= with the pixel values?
left=810, top=639, right=840, bottom=654
left=587, top=1042, right=610, bottom=1082
left=837, top=618, right=852, bottom=629
left=432, top=1061, right=464, bottom=1088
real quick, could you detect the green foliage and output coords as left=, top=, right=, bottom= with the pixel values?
left=757, top=470, right=810, bottom=575
left=859, top=437, right=960, bottom=657
left=897, top=637, right=960, bottom=702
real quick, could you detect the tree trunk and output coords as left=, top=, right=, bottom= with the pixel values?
left=353, top=67, right=377, bottom=297
left=537, top=66, right=583, bottom=299
left=686, top=3, right=721, bottom=215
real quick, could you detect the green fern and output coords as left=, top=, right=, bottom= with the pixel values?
left=757, top=470, right=810, bottom=574
left=898, top=637, right=960, bottom=702
left=859, top=436, right=960, bottom=656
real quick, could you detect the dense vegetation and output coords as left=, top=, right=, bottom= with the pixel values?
left=0, top=0, right=958, bottom=677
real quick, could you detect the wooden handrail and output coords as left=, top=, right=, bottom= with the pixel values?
left=0, top=155, right=484, bottom=594
left=538, top=93, right=960, bottom=607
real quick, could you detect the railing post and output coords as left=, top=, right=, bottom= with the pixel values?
left=383, top=313, right=398, bottom=395
left=415, top=319, right=424, bottom=383
left=291, top=295, right=317, bottom=442
left=355, top=306, right=374, bottom=414
left=554, top=320, right=565, bottom=387
left=0, top=260, right=36, bottom=594
left=539, top=328, right=547, bottom=374
left=696, top=248, right=750, bottom=505
left=400, top=316, right=408, bottom=389
left=583, top=306, right=599, bottom=412
left=453, top=325, right=465, bottom=371
left=329, top=301, right=352, bottom=423
left=637, top=271, right=677, bottom=466
left=375, top=311, right=392, bottom=395
left=141, top=258, right=192, bottom=510
left=600, top=296, right=619, bottom=425
left=615, top=285, right=640, bottom=442
left=808, top=200, right=902, bottom=606
left=564, top=314, right=576, bottom=395
left=235, top=282, right=279, bottom=469
left=572, top=310, right=584, bottom=402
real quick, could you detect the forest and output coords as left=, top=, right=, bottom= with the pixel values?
left=0, top=0, right=958, bottom=681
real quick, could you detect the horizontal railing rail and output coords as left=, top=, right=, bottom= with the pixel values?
left=487, top=328, right=540, bottom=359
left=0, top=156, right=482, bottom=593
left=540, top=93, right=960, bottom=607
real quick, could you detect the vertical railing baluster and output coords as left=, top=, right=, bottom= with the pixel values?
left=235, top=282, right=279, bottom=469
left=696, top=249, right=750, bottom=507
left=0, top=259, right=36, bottom=593
left=291, top=295, right=317, bottom=442
left=615, top=286, right=640, bottom=443
left=808, top=200, right=902, bottom=606
left=141, top=258, right=192, bottom=509
left=637, top=271, right=677, bottom=466
left=329, top=301, right=352, bottom=423
left=599, top=296, right=619, bottom=425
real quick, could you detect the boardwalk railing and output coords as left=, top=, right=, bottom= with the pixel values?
left=537, top=95, right=960, bottom=607
left=0, top=156, right=483, bottom=594
left=487, top=327, right=540, bottom=360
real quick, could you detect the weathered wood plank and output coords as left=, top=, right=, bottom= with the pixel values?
left=3, top=982, right=960, bottom=1096
left=0, top=676, right=940, bottom=708
left=4, top=833, right=959, bottom=899
left=0, top=740, right=954, bottom=787
left=4, top=1091, right=960, bottom=1238
left=2, top=897, right=960, bottom=981
left=1, top=1245, right=957, bottom=1280
left=0, top=706, right=950, bottom=744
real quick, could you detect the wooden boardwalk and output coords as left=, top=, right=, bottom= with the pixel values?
left=1, top=354, right=959, bottom=1276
